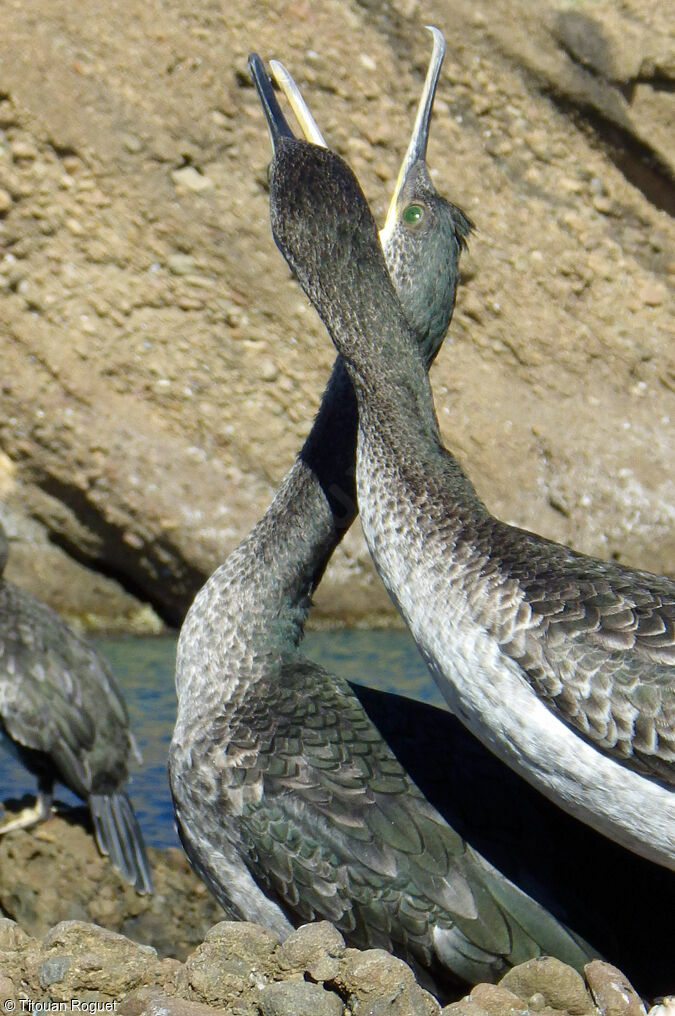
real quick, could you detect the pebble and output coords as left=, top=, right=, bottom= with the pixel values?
left=275, top=921, right=345, bottom=982
left=121, top=991, right=216, bottom=1016
left=259, top=981, right=344, bottom=1016
left=122, top=132, right=144, bottom=153
left=0, top=187, right=12, bottom=213
left=458, top=289, right=485, bottom=323
left=0, top=974, right=14, bottom=999
left=171, top=166, right=214, bottom=193
left=500, top=957, right=594, bottom=1015
left=10, top=139, right=38, bottom=160
left=0, top=917, right=33, bottom=949
left=443, top=1000, right=490, bottom=1016
left=469, top=982, right=525, bottom=1014
left=178, top=921, right=277, bottom=1004
left=65, top=217, right=85, bottom=235
left=168, top=253, right=197, bottom=276
left=638, top=281, right=667, bottom=306
left=584, top=961, right=646, bottom=1016
left=259, top=357, right=279, bottom=382
left=592, top=194, right=614, bottom=215
left=0, top=910, right=658, bottom=1016
left=333, top=948, right=440, bottom=1015
left=34, top=921, right=162, bottom=1000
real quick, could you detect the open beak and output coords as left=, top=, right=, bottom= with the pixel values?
left=248, top=52, right=295, bottom=151
left=270, top=60, right=328, bottom=148
left=379, top=26, right=446, bottom=247
left=266, top=27, right=446, bottom=249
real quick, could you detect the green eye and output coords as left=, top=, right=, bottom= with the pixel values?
left=402, top=204, right=424, bottom=224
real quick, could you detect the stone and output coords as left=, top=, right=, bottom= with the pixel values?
left=38, top=954, right=72, bottom=987
left=0, top=975, right=18, bottom=1004
left=275, top=921, right=345, bottom=982
left=639, top=281, right=667, bottom=307
left=592, top=194, right=614, bottom=215
left=10, top=139, right=38, bottom=161
left=121, top=989, right=219, bottom=1016
left=258, top=357, right=279, bottom=382
left=27, top=921, right=163, bottom=1000
left=179, top=921, right=277, bottom=1005
left=584, top=960, right=646, bottom=1016
left=648, top=1002, right=675, bottom=1016
left=334, top=948, right=440, bottom=1015
left=171, top=166, right=214, bottom=193
left=167, top=252, right=197, bottom=275
left=0, top=918, right=33, bottom=950
left=499, top=958, right=594, bottom=1014
left=259, top=980, right=344, bottom=1016
left=442, top=1000, right=490, bottom=1016
left=470, top=982, right=528, bottom=1015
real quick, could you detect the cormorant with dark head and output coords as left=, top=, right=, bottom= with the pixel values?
left=260, top=39, right=675, bottom=880
left=0, top=520, right=153, bottom=894
left=170, top=37, right=596, bottom=998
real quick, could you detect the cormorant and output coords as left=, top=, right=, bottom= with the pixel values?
left=260, top=46, right=675, bottom=875
left=170, top=39, right=595, bottom=997
left=247, top=48, right=675, bottom=992
left=0, top=520, right=153, bottom=893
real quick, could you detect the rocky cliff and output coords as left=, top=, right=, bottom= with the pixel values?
left=0, top=0, right=673, bottom=631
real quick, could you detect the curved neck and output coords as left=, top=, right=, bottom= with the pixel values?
left=206, top=356, right=359, bottom=654
left=298, top=355, right=358, bottom=544
left=319, top=257, right=442, bottom=450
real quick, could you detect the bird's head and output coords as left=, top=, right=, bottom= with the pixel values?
left=252, top=28, right=471, bottom=368
left=380, top=158, right=472, bottom=367
left=378, top=27, right=473, bottom=365
left=248, top=53, right=392, bottom=333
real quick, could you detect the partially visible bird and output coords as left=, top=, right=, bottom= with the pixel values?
left=353, top=682, right=674, bottom=997
left=261, top=45, right=675, bottom=873
left=170, top=37, right=595, bottom=1000
left=0, top=520, right=153, bottom=893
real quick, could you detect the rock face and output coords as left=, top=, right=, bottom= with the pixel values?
left=0, top=0, right=672, bottom=632
left=0, top=812, right=223, bottom=960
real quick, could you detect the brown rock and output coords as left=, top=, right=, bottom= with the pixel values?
left=274, top=920, right=345, bottom=982
left=258, top=980, right=344, bottom=1016
left=121, top=989, right=220, bottom=1016
left=0, top=816, right=223, bottom=961
left=334, top=948, right=440, bottom=1015
left=178, top=920, right=277, bottom=1006
left=470, top=982, right=529, bottom=1015
left=0, top=0, right=672, bottom=632
left=442, top=1000, right=490, bottom=1016
left=584, top=960, right=646, bottom=1016
left=499, top=957, right=594, bottom=1014
left=25, top=921, right=164, bottom=999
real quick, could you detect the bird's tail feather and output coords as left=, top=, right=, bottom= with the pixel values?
left=89, top=792, right=153, bottom=895
left=472, top=851, right=597, bottom=971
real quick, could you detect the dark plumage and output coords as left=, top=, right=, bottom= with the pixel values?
left=356, top=684, right=674, bottom=996
left=170, top=39, right=595, bottom=999
left=262, top=56, right=675, bottom=873
left=0, top=521, right=152, bottom=893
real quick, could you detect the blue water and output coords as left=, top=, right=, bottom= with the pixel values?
left=0, top=629, right=445, bottom=848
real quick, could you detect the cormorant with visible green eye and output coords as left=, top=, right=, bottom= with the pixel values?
left=170, top=34, right=598, bottom=999
left=260, top=24, right=675, bottom=880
